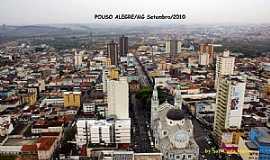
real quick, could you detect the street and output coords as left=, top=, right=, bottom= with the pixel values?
left=130, top=93, right=154, bottom=153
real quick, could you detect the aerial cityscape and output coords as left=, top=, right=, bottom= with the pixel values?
left=1, top=0, right=270, bottom=160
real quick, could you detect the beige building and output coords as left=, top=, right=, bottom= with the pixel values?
left=238, top=137, right=259, bottom=160
left=198, top=52, right=209, bottom=66
left=74, top=49, right=83, bottom=68
left=107, top=77, right=129, bottom=119
left=215, top=50, right=235, bottom=88
left=213, top=75, right=246, bottom=142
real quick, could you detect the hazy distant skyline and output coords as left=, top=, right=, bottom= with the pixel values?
left=0, top=0, right=270, bottom=25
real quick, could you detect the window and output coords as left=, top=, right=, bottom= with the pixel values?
left=163, top=130, right=167, bottom=136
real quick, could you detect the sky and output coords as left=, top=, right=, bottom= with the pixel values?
left=0, top=0, right=270, bottom=25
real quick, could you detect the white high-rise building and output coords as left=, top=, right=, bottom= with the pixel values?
left=74, top=50, right=83, bottom=68
left=177, top=41, right=182, bottom=53
left=75, top=119, right=131, bottom=146
left=107, top=77, right=129, bottom=119
left=102, top=69, right=109, bottom=93
left=165, top=40, right=171, bottom=54
left=215, top=50, right=235, bottom=88
left=198, top=52, right=210, bottom=66
left=213, top=75, right=246, bottom=140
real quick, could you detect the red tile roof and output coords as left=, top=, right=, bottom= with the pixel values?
left=21, top=144, right=37, bottom=153
left=41, top=132, right=60, bottom=137
left=37, top=137, right=56, bottom=151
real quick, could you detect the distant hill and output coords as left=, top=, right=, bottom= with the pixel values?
left=0, top=25, right=78, bottom=37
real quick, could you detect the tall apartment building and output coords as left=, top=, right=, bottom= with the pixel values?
left=165, top=39, right=182, bottom=58
left=213, top=75, right=246, bottom=141
left=199, top=43, right=214, bottom=63
left=198, top=52, right=210, bottom=66
left=74, top=50, right=83, bottom=68
left=75, top=119, right=131, bottom=146
left=119, top=35, right=128, bottom=57
left=107, top=41, right=118, bottom=66
left=107, top=77, right=129, bottom=119
left=215, top=50, right=235, bottom=88
left=63, top=91, right=81, bottom=108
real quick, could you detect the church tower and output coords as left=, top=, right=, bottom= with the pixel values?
left=174, top=84, right=182, bottom=110
left=151, top=85, right=159, bottom=127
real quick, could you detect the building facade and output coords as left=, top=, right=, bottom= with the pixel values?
left=199, top=44, right=214, bottom=63
left=107, top=77, right=129, bottom=119
left=107, top=41, right=119, bottom=66
left=63, top=91, right=81, bottom=108
left=119, top=35, right=128, bottom=57
left=74, top=50, right=83, bottom=68
left=151, top=86, right=199, bottom=160
left=75, top=119, right=131, bottom=147
left=215, top=50, right=235, bottom=88
left=213, top=75, right=246, bottom=141
left=198, top=52, right=210, bottom=66
left=166, top=39, right=181, bottom=58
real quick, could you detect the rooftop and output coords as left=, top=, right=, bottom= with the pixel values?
left=4, top=138, right=36, bottom=146
left=37, top=137, right=57, bottom=150
left=245, top=141, right=258, bottom=151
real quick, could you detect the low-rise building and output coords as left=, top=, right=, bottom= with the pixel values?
left=76, top=119, right=131, bottom=148
left=0, top=115, right=13, bottom=136
left=63, top=91, right=81, bottom=108
left=238, top=127, right=270, bottom=160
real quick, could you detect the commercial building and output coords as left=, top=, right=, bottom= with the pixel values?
left=238, top=136, right=259, bottom=160
left=107, top=77, right=129, bottom=119
left=119, top=35, right=128, bottom=57
left=213, top=75, right=246, bottom=141
left=107, top=41, right=119, bottom=66
left=220, top=129, right=244, bottom=154
left=75, top=119, right=131, bottom=147
left=165, top=39, right=181, bottom=58
left=238, top=127, right=270, bottom=160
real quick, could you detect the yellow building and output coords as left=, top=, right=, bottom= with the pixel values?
left=21, top=88, right=37, bottom=106
left=238, top=136, right=259, bottom=160
left=109, top=67, right=119, bottom=80
left=221, top=129, right=244, bottom=145
left=158, top=61, right=172, bottom=71
left=220, top=129, right=245, bottom=155
left=149, top=70, right=161, bottom=77
left=64, top=91, right=81, bottom=108
left=263, top=83, right=270, bottom=98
